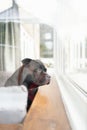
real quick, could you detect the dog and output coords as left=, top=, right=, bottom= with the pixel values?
left=5, top=58, right=51, bottom=110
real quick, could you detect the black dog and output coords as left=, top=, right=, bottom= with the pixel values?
left=5, top=58, right=51, bottom=110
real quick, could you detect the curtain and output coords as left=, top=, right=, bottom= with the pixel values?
left=0, top=0, right=44, bottom=72
left=0, top=21, right=41, bottom=72
left=0, top=22, right=21, bottom=72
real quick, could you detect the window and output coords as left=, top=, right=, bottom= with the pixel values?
left=54, top=24, right=87, bottom=93
left=0, top=22, right=20, bottom=71
left=40, top=24, right=53, bottom=58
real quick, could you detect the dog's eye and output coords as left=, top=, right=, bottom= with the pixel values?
left=34, top=69, right=42, bottom=73
left=40, top=66, right=47, bottom=72
left=44, top=68, right=47, bottom=72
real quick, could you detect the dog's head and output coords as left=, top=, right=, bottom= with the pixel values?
left=21, top=58, right=51, bottom=88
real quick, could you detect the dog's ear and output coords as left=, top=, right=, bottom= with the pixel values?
left=22, top=58, right=32, bottom=65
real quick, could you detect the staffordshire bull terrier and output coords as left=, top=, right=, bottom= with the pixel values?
left=5, top=58, right=51, bottom=110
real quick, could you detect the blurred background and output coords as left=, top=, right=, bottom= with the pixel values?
left=0, top=0, right=87, bottom=130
